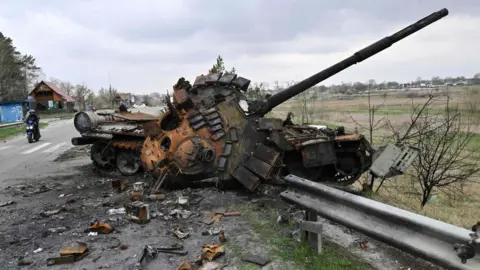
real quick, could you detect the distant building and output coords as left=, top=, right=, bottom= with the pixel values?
left=114, top=93, right=135, bottom=107
left=0, top=100, right=30, bottom=123
left=29, top=81, right=76, bottom=112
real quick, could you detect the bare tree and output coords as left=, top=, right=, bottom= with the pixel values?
left=388, top=93, right=480, bottom=207
left=74, top=84, right=92, bottom=111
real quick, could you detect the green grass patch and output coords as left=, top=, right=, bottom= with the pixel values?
left=0, top=122, right=49, bottom=140
left=232, top=203, right=374, bottom=270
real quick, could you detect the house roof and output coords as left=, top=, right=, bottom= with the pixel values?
left=117, top=93, right=132, bottom=100
left=30, top=81, right=76, bottom=102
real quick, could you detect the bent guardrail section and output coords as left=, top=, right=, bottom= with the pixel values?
left=280, top=174, right=480, bottom=270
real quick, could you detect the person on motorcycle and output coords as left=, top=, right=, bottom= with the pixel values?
left=24, top=109, right=41, bottom=138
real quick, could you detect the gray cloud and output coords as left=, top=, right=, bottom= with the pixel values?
left=0, top=0, right=479, bottom=93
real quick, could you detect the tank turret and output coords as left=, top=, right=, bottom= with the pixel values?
left=134, top=9, right=448, bottom=192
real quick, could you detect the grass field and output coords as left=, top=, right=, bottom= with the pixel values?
left=0, top=122, right=49, bottom=140
left=273, top=86, right=480, bottom=229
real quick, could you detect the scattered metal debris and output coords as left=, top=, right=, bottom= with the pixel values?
left=172, top=228, right=190, bottom=239
left=201, top=244, right=225, bottom=261
left=125, top=201, right=150, bottom=224
left=107, top=207, right=126, bottom=215
left=218, top=230, right=226, bottom=243
left=169, top=209, right=193, bottom=219
left=176, top=262, right=194, bottom=270
left=85, top=220, right=114, bottom=234
left=46, top=242, right=89, bottom=266
left=139, top=245, right=188, bottom=265
left=111, top=179, right=128, bottom=193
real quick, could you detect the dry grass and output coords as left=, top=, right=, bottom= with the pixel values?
left=272, top=88, right=480, bottom=229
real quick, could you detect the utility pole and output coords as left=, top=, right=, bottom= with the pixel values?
left=108, top=71, right=113, bottom=109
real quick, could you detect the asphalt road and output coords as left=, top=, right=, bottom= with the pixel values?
left=0, top=119, right=78, bottom=185
left=0, top=106, right=165, bottom=188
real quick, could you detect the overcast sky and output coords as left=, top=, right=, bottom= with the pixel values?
left=0, top=0, right=478, bottom=94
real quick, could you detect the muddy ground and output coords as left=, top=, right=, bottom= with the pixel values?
left=0, top=146, right=443, bottom=270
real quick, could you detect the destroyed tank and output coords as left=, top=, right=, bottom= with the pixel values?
left=72, top=110, right=158, bottom=176
left=139, top=8, right=448, bottom=192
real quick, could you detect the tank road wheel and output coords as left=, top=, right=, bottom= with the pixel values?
left=116, top=149, right=141, bottom=176
left=91, top=140, right=115, bottom=168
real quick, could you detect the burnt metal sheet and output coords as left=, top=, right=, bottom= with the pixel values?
left=217, top=155, right=228, bottom=171
left=218, top=73, right=237, bottom=84
left=112, top=112, right=158, bottom=121
left=267, top=131, right=289, bottom=150
left=245, top=155, right=273, bottom=180
left=301, top=142, right=337, bottom=168
left=205, top=73, right=221, bottom=84
left=189, top=115, right=204, bottom=124
left=257, top=118, right=283, bottom=131
left=209, top=124, right=223, bottom=133
left=223, top=143, right=232, bottom=156
left=201, top=107, right=217, bottom=116
left=211, top=130, right=226, bottom=141
left=191, top=121, right=207, bottom=130
left=231, top=166, right=260, bottom=191
left=253, top=144, right=280, bottom=165
left=187, top=110, right=201, bottom=119
left=208, top=117, right=222, bottom=126
left=203, top=95, right=216, bottom=108
left=193, top=75, right=208, bottom=86
left=229, top=127, right=238, bottom=142
left=231, top=76, right=251, bottom=91
left=205, top=112, right=220, bottom=121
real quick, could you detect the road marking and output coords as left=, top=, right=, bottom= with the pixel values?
left=43, top=142, right=67, bottom=153
left=0, top=145, right=13, bottom=151
left=21, top=142, right=52, bottom=154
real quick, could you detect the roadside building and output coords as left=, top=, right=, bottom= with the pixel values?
left=29, top=81, right=76, bottom=112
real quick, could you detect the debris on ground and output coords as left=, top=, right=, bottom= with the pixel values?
left=360, top=240, right=369, bottom=249
left=40, top=209, right=61, bottom=217
left=46, top=242, right=89, bottom=266
left=201, top=244, right=225, bottom=261
left=33, top=248, right=43, bottom=254
left=147, top=194, right=165, bottom=201
left=85, top=220, right=114, bottom=234
left=130, top=182, right=145, bottom=201
left=125, top=201, right=150, bottom=224
left=139, top=245, right=188, bottom=266
left=178, top=196, right=188, bottom=205
left=223, top=211, right=241, bottom=217
left=172, top=228, right=190, bottom=239
left=0, top=200, right=15, bottom=207
left=218, top=230, right=226, bottom=243
left=111, top=179, right=128, bottom=193
left=47, top=227, right=68, bottom=233
left=17, top=257, right=34, bottom=266
left=170, top=209, right=193, bottom=219
left=176, top=261, right=194, bottom=270
left=240, top=253, right=271, bottom=266
left=107, top=207, right=126, bottom=215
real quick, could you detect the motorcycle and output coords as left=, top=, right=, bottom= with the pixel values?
left=26, top=119, right=40, bottom=143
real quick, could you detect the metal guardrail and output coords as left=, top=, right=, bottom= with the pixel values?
left=0, top=122, right=23, bottom=130
left=280, top=174, right=480, bottom=270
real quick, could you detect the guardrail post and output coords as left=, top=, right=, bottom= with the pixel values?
left=292, top=210, right=323, bottom=254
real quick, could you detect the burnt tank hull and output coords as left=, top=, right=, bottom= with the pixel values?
left=72, top=110, right=158, bottom=176
left=139, top=9, right=447, bottom=191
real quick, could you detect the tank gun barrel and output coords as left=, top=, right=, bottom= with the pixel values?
left=258, top=8, right=449, bottom=116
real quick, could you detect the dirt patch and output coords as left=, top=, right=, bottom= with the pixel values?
left=54, top=145, right=90, bottom=162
